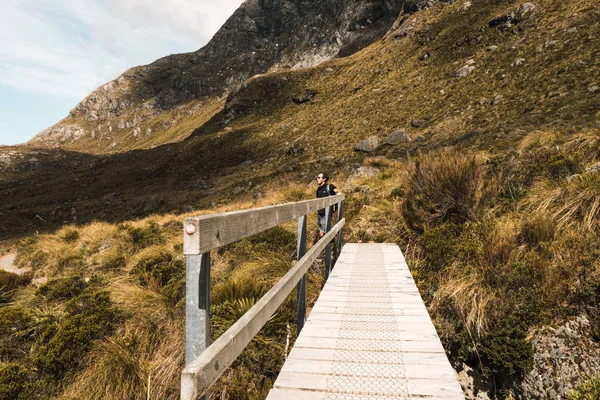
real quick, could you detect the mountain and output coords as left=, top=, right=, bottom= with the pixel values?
left=28, top=0, right=414, bottom=153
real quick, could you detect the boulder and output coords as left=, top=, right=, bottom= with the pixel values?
left=411, top=119, right=429, bottom=128
left=489, top=2, right=536, bottom=30
left=292, top=89, right=317, bottom=104
left=383, top=129, right=411, bottom=145
left=349, top=166, right=380, bottom=179
left=455, top=65, right=475, bottom=77
left=354, top=136, right=380, bottom=153
left=404, top=0, right=436, bottom=13
left=143, top=197, right=160, bottom=212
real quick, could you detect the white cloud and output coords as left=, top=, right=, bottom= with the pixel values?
left=0, top=0, right=244, bottom=100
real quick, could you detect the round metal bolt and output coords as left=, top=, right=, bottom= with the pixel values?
left=185, top=224, right=196, bottom=235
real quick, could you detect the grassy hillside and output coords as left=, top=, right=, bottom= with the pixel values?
left=1, top=0, right=600, bottom=398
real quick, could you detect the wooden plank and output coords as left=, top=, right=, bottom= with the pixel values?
left=267, top=243, right=465, bottom=400
left=301, top=313, right=434, bottom=325
left=272, top=371, right=464, bottom=397
left=181, top=219, right=344, bottom=400
left=293, top=336, right=446, bottom=353
left=184, top=194, right=344, bottom=254
left=267, top=388, right=462, bottom=400
left=285, top=348, right=449, bottom=364
left=277, top=358, right=457, bottom=380
left=299, top=324, right=439, bottom=338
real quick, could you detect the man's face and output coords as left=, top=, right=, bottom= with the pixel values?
left=316, top=174, right=325, bottom=185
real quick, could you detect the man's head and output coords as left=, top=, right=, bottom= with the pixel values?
left=316, top=172, right=329, bottom=185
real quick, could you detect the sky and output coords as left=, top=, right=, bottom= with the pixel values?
left=0, top=0, right=245, bottom=146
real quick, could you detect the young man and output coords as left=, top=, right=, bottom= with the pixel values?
left=315, top=172, right=340, bottom=238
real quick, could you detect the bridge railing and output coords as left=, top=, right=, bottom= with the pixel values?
left=181, top=194, right=345, bottom=400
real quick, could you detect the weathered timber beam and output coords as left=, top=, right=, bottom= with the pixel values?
left=183, top=195, right=345, bottom=255
left=180, top=218, right=345, bottom=400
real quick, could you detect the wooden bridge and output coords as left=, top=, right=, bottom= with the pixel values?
left=181, top=195, right=465, bottom=400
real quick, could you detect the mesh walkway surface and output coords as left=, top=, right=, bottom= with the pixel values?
left=266, top=243, right=465, bottom=400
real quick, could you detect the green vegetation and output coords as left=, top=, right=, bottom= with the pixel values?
left=569, top=374, right=600, bottom=400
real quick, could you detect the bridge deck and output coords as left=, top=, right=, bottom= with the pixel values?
left=267, top=243, right=465, bottom=400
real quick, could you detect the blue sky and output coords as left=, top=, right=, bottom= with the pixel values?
left=0, top=0, right=244, bottom=146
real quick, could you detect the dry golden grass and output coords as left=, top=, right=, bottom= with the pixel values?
left=565, top=128, right=600, bottom=164
left=482, top=218, right=520, bottom=268
left=433, top=264, right=497, bottom=337
left=518, top=130, right=560, bottom=152
left=530, top=171, right=600, bottom=231
left=58, top=279, right=184, bottom=400
left=78, top=222, right=120, bottom=253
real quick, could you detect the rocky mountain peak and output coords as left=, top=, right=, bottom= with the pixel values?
left=30, top=0, right=419, bottom=151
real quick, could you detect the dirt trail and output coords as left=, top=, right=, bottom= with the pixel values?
left=0, top=254, right=26, bottom=275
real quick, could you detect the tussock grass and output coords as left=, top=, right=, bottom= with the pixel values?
left=530, top=172, right=600, bottom=231
left=518, top=130, right=561, bottom=152
left=61, top=331, right=151, bottom=400
left=433, top=265, right=497, bottom=337
left=518, top=213, right=557, bottom=248
left=401, top=150, right=485, bottom=232
left=566, top=129, right=600, bottom=164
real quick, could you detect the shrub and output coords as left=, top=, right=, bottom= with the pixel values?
left=131, top=248, right=184, bottom=292
left=0, top=363, right=31, bottom=400
left=61, top=229, right=80, bottom=243
left=0, top=308, right=34, bottom=361
left=402, top=150, right=483, bottom=232
left=119, top=221, right=165, bottom=250
left=520, top=144, right=581, bottom=181
left=419, top=223, right=463, bottom=273
left=36, top=276, right=87, bottom=301
left=31, top=290, right=119, bottom=379
left=237, top=226, right=296, bottom=255
left=461, top=317, right=533, bottom=390
left=569, top=373, right=600, bottom=400
left=102, top=254, right=126, bottom=270
left=160, top=276, right=186, bottom=306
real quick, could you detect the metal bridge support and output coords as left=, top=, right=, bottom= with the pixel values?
left=185, top=252, right=210, bottom=400
left=296, top=215, right=307, bottom=336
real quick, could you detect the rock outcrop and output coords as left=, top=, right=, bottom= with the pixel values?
left=522, top=316, right=600, bottom=399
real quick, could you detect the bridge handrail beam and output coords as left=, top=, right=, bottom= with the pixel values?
left=183, top=194, right=345, bottom=255
left=181, top=218, right=345, bottom=399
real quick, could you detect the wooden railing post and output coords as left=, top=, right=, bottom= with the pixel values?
left=296, top=215, right=307, bottom=336
left=185, top=252, right=210, bottom=400
left=337, top=200, right=343, bottom=259
left=324, top=207, right=332, bottom=281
